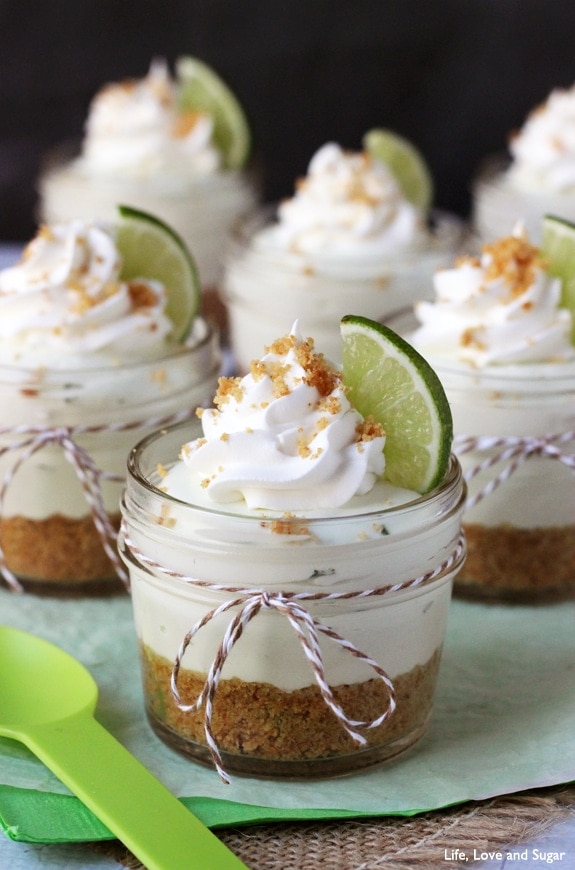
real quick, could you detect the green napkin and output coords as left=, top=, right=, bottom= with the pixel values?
left=0, top=589, right=573, bottom=844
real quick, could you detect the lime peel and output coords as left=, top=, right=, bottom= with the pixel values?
left=116, top=204, right=200, bottom=342
left=175, top=55, right=251, bottom=170
left=362, top=128, right=433, bottom=212
left=540, top=214, right=575, bottom=342
left=340, top=315, right=452, bottom=494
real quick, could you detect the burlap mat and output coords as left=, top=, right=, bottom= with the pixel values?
left=91, top=782, right=575, bottom=869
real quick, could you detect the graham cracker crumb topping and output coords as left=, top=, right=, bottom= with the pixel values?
left=260, top=332, right=340, bottom=396
left=356, top=415, right=385, bottom=441
left=481, top=234, right=546, bottom=300
left=266, top=514, right=311, bottom=536
left=128, top=280, right=160, bottom=310
left=213, top=376, right=245, bottom=408
left=172, top=110, right=203, bottom=138
left=157, top=503, right=176, bottom=528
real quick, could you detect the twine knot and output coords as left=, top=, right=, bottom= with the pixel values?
left=0, top=409, right=195, bottom=593
left=121, top=525, right=465, bottom=783
left=453, top=431, right=575, bottom=510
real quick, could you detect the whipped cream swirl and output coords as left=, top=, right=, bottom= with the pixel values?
left=508, top=85, right=575, bottom=192
left=77, top=59, right=220, bottom=180
left=257, top=143, right=423, bottom=257
left=412, top=227, right=574, bottom=366
left=0, top=219, right=173, bottom=366
left=171, top=324, right=385, bottom=510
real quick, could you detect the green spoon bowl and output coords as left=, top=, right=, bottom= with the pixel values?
left=0, top=625, right=245, bottom=870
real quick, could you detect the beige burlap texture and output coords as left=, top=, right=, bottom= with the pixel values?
left=94, top=783, right=575, bottom=869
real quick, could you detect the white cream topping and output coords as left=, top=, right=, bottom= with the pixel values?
left=412, top=227, right=574, bottom=367
left=255, top=143, right=423, bottom=257
left=0, top=219, right=174, bottom=366
left=507, top=85, right=575, bottom=192
left=163, top=323, right=386, bottom=511
left=76, top=59, right=220, bottom=180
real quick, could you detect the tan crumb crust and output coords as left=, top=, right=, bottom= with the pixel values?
left=0, top=512, right=122, bottom=588
left=455, top=521, right=575, bottom=602
left=140, top=644, right=441, bottom=763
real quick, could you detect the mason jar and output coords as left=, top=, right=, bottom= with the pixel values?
left=472, top=154, right=575, bottom=244
left=38, top=142, right=260, bottom=336
left=438, top=361, right=575, bottom=602
left=387, top=309, right=575, bottom=603
left=0, top=323, right=220, bottom=596
left=222, top=205, right=466, bottom=372
left=119, top=420, right=466, bottom=779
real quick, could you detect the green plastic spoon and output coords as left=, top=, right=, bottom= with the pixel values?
left=0, top=625, right=246, bottom=870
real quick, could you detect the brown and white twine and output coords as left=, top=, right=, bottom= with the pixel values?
left=0, top=409, right=195, bottom=593
left=121, top=526, right=466, bottom=783
left=454, top=430, right=575, bottom=510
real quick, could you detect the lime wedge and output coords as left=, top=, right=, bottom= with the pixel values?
left=540, top=214, right=575, bottom=341
left=116, top=204, right=200, bottom=342
left=341, top=315, right=452, bottom=493
left=175, top=55, right=250, bottom=170
left=363, top=128, right=433, bottom=211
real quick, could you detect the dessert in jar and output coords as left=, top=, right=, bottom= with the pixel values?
left=0, top=215, right=221, bottom=595
left=222, top=133, right=464, bottom=371
left=38, top=57, right=259, bottom=330
left=119, top=321, right=466, bottom=778
left=409, top=225, right=575, bottom=601
left=473, top=83, right=575, bottom=243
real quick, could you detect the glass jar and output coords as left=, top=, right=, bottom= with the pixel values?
left=119, top=420, right=466, bottom=779
left=472, top=154, right=575, bottom=244
left=437, top=360, right=575, bottom=603
left=38, top=142, right=260, bottom=335
left=0, top=323, right=220, bottom=596
left=222, top=205, right=466, bottom=372
left=388, top=309, right=575, bottom=603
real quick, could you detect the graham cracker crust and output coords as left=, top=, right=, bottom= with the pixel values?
left=140, top=643, right=442, bottom=777
left=456, top=521, right=575, bottom=602
left=0, top=511, right=125, bottom=595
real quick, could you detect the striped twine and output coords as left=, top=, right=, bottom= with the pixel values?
left=0, top=408, right=195, bottom=593
left=454, top=431, right=575, bottom=510
left=121, top=525, right=466, bottom=782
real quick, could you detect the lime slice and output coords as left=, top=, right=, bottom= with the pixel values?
left=540, top=214, right=575, bottom=341
left=362, top=128, right=433, bottom=211
left=116, top=204, right=200, bottom=342
left=340, top=315, right=452, bottom=493
left=175, top=55, right=250, bottom=170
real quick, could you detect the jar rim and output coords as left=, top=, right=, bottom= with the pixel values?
left=386, top=308, right=575, bottom=385
left=227, top=203, right=466, bottom=271
left=0, top=318, right=218, bottom=381
left=126, top=418, right=465, bottom=528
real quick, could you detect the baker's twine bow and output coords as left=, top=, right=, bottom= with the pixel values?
left=121, top=526, right=466, bottom=783
left=0, top=409, right=195, bottom=593
left=454, top=430, right=575, bottom=510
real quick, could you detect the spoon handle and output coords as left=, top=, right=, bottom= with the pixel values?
left=26, top=713, right=246, bottom=870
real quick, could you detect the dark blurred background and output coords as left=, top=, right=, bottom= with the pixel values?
left=1, top=0, right=575, bottom=241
